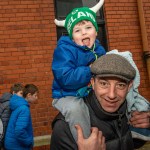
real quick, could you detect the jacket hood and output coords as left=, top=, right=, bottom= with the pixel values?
left=10, top=94, right=29, bottom=111
left=0, top=92, right=12, bottom=103
left=57, top=36, right=100, bottom=50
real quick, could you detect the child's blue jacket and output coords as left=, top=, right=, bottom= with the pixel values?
left=52, top=36, right=106, bottom=98
left=4, top=94, right=33, bottom=150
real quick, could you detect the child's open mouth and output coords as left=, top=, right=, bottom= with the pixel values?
left=82, top=38, right=90, bottom=46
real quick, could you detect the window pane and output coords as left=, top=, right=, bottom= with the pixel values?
left=55, top=0, right=83, bottom=19
left=82, top=0, right=101, bottom=17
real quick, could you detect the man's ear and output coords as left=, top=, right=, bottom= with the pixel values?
left=90, top=77, right=95, bottom=90
left=128, top=80, right=134, bottom=92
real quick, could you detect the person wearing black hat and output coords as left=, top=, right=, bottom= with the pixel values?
left=51, top=54, right=139, bottom=150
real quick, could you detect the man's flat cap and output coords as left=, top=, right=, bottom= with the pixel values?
left=91, top=54, right=136, bottom=82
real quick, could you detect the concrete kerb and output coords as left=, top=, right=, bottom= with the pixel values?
left=34, top=135, right=51, bottom=147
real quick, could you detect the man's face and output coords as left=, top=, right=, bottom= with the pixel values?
left=91, top=76, right=133, bottom=113
left=72, top=21, right=97, bottom=48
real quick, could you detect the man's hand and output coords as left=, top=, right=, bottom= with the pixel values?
left=129, top=111, right=150, bottom=128
left=75, top=125, right=106, bottom=150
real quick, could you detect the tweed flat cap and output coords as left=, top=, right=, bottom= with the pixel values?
left=91, top=54, right=136, bottom=82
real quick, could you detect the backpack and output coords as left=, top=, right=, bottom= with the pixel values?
left=0, top=93, right=12, bottom=148
left=0, top=115, right=4, bottom=148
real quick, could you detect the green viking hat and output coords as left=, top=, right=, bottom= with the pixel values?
left=54, top=0, right=104, bottom=38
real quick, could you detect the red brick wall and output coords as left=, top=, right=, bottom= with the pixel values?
left=0, top=0, right=57, bottom=136
left=0, top=0, right=149, bottom=149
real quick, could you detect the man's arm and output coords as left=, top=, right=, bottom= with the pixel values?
left=50, top=118, right=106, bottom=150
left=50, top=119, right=78, bottom=150
left=129, top=111, right=150, bottom=128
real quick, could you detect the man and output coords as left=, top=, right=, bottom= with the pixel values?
left=50, top=54, right=150, bottom=150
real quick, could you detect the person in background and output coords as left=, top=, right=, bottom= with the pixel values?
left=4, top=84, right=39, bottom=150
left=0, top=83, right=24, bottom=150
left=52, top=0, right=105, bottom=141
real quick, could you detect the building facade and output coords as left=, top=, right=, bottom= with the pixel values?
left=0, top=0, right=150, bottom=149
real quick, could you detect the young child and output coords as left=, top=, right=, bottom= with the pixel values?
left=0, top=83, right=24, bottom=150
left=4, top=84, right=39, bottom=150
left=52, top=0, right=105, bottom=141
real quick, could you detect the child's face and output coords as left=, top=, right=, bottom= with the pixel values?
left=14, top=91, right=23, bottom=97
left=72, top=21, right=97, bottom=48
left=26, top=92, right=38, bottom=104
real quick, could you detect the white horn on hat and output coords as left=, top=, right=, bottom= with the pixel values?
left=90, top=0, right=105, bottom=13
left=54, top=19, right=65, bottom=27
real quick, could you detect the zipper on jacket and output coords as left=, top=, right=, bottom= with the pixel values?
left=113, top=113, right=123, bottom=150
left=85, top=43, right=98, bottom=61
left=90, top=43, right=98, bottom=60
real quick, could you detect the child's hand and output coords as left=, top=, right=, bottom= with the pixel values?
left=129, top=111, right=150, bottom=128
left=75, top=125, right=106, bottom=150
